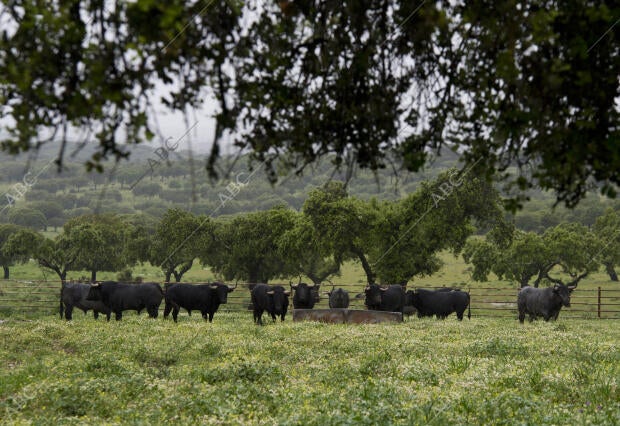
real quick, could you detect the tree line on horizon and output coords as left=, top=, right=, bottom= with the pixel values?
left=1, top=170, right=618, bottom=288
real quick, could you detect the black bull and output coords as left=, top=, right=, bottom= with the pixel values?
left=363, top=284, right=406, bottom=313
left=327, top=287, right=350, bottom=309
left=291, top=282, right=320, bottom=309
left=60, top=282, right=111, bottom=321
left=163, top=282, right=236, bottom=322
left=517, top=283, right=576, bottom=323
left=405, top=288, right=471, bottom=320
left=86, top=281, right=164, bottom=321
left=250, top=284, right=290, bottom=325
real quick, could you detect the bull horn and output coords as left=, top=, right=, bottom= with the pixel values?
left=283, top=291, right=291, bottom=296
left=210, top=284, right=219, bottom=289
left=290, top=283, right=298, bottom=290
left=267, top=290, right=275, bottom=295
left=229, top=282, right=237, bottom=290
left=379, top=287, right=388, bottom=292
left=91, top=283, right=101, bottom=288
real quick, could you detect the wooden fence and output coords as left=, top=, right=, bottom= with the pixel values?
left=1, top=280, right=619, bottom=319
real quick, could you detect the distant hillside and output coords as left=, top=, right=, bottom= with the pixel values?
left=0, top=145, right=618, bottom=233
left=0, top=140, right=202, bottom=165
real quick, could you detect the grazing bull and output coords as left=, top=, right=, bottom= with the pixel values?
left=163, top=282, right=236, bottom=322
left=250, top=284, right=290, bottom=325
left=291, top=282, right=320, bottom=309
left=517, top=283, right=576, bottom=323
left=327, top=286, right=350, bottom=309
left=363, top=284, right=406, bottom=313
left=60, top=282, right=111, bottom=321
left=86, top=281, right=163, bottom=321
left=406, top=288, right=470, bottom=320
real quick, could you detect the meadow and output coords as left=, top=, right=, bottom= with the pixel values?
left=2, top=251, right=619, bottom=424
left=1, top=313, right=619, bottom=425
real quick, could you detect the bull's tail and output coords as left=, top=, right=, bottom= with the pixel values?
left=467, top=290, right=471, bottom=320
left=59, top=282, right=65, bottom=319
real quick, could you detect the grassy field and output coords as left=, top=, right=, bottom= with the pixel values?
left=0, top=313, right=618, bottom=425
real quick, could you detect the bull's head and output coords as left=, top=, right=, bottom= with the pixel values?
left=267, top=286, right=290, bottom=315
left=86, top=283, right=102, bottom=301
left=210, top=282, right=236, bottom=303
left=364, top=283, right=382, bottom=309
left=553, top=283, right=574, bottom=307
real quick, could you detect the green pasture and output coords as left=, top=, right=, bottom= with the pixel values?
left=0, top=314, right=618, bottom=425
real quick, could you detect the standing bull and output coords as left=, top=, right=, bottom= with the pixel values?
left=60, top=281, right=111, bottom=321
left=250, top=284, right=290, bottom=325
left=86, top=281, right=164, bottom=321
left=405, top=288, right=470, bottom=320
left=291, top=282, right=320, bottom=309
left=517, top=283, right=576, bottom=323
left=164, top=282, right=236, bottom=322
left=327, top=286, right=350, bottom=309
left=363, top=284, right=406, bottom=313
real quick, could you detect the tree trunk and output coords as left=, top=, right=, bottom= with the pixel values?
left=91, top=270, right=97, bottom=282
left=307, top=272, right=321, bottom=286
left=248, top=270, right=260, bottom=284
left=352, top=246, right=375, bottom=285
left=164, top=270, right=172, bottom=283
left=605, top=263, right=618, bottom=281
left=3, top=266, right=9, bottom=279
left=173, top=260, right=193, bottom=282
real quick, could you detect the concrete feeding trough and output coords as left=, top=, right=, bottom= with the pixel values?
left=293, top=309, right=403, bottom=324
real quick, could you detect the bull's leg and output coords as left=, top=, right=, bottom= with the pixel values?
left=518, top=309, right=525, bottom=323
left=208, top=312, right=214, bottom=323
left=147, top=306, right=158, bottom=318
left=93, top=311, right=99, bottom=320
left=106, top=312, right=111, bottom=321
left=64, top=305, right=73, bottom=321
left=254, top=309, right=263, bottom=325
left=172, top=307, right=180, bottom=323
left=163, top=302, right=172, bottom=319
left=115, top=311, right=123, bottom=321
left=457, top=310, right=464, bottom=321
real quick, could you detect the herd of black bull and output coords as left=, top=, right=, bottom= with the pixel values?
left=58, top=280, right=577, bottom=324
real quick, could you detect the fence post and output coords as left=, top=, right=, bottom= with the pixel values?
left=598, top=287, right=601, bottom=319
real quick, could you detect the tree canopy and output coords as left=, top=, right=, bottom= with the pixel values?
left=303, top=170, right=504, bottom=285
left=63, top=214, right=136, bottom=281
left=203, top=206, right=298, bottom=283
left=0, top=1, right=618, bottom=208
left=463, top=222, right=601, bottom=288
left=148, top=208, right=210, bottom=282
left=0, top=223, right=26, bottom=278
